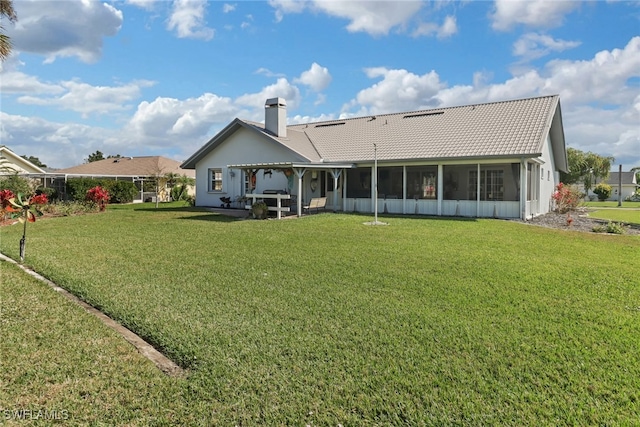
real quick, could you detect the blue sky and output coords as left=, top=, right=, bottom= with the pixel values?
left=1, top=0, right=639, bottom=169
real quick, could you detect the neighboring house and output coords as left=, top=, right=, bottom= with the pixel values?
left=55, top=156, right=195, bottom=202
left=0, top=145, right=49, bottom=189
left=601, top=171, right=638, bottom=201
left=182, top=95, right=568, bottom=220
left=0, top=145, right=47, bottom=175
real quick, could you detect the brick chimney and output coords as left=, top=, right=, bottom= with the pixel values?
left=265, top=97, right=287, bottom=137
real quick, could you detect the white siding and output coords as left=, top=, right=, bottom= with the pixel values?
left=194, top=128, right=300, bottom=207
left=539, top=133, right=559, bottom=215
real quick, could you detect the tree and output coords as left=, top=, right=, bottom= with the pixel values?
left=21, top=155, right=47, bottom=168
left=86, top=150, right=105, bottom=163
left=0, top=0, right=17, bottom=62
left=560, top=148, right=614, bottom=192
left=168, top=173, right=195, bottom=201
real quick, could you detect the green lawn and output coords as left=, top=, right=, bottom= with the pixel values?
left=1, top=203, right=639, bottom=425
left=583, top=200, right=640, bottom=209
left=587, top=209, right=640, bottom=225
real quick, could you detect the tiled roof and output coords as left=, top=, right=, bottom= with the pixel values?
left=242, top=121, right=323, bottom=162
left=281, top=95, right=559, bottom=163
left=56, top=156, right=195, bottom=178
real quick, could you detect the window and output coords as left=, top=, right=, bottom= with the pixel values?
left=541, top=168, right=544, bottom=180
left=209, top=168, right=223, bottom=192
left=548, top=170, right=551, bottom=181
left=469, top=169, right=504, bottom=201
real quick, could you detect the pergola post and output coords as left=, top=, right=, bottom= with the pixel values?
left=294, top=168, right=306, bottom=217
left=330, top=168, right=342, bottom=212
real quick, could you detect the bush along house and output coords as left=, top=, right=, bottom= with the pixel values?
left=181, top=95, right=568, bottom=220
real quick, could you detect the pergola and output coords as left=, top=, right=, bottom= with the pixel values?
left=227, top=162, right=355, bottom=217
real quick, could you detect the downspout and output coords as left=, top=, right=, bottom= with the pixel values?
left=476, top=163, right=481, bottom=217
left=437, top=164, right=443, bottom=216
left=402, top=166, right=407, bottom=214
left=520, top=158, right=527, bottom=220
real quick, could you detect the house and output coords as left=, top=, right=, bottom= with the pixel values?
left=181, top=95, right=568, bottom=220
left=0, top=145, right=50, bottom=190
left=55, top=156, right=195, bottom=203
left=602, top=171, right=638, bottom=201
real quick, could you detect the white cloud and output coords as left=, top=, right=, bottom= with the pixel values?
left=223, top=3, right=236, bottom=13
left=0, top=112, right=121, bottom=168
left=513, top=33, right=581, bottom=61
left=268, top=0, right=307, bottom=22
left=235, top=78, right=301, bottom=120
left=254, top=68, right=286, bottom=78
left=0, top=71, right=64, bottom=95
left=6, top=0, right=123, bottom=63
left=128, top=94, right=237, bottom=140
left=126, top=0, right=158, bottom=11
left=167, top=0, right=214, bottom=40
left=438, top=15, right=458, bottom=39
left=294, top=63, right=332, bottom=92
left=16, top=79, right=156, bottom=118
left=491, top=0, right=581, bottom=31
left=269, top=0, right=423, bottom=36
left=413, top=15, right=458, bottom=39
left=347, top=67, right=444, bottom=114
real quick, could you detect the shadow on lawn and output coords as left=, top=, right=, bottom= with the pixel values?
left=128, top=206, right=245, bottom=223
left=175, top=213, right=242, bottom=223
left=344, top=212, right=479, bottom=223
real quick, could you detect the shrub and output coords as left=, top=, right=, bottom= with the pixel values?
left=0, top=175, right=32, bottom=197
left=40, top=201, right=94, bottom=217
left=171, top=184, right=189, bottom=201
left=66, top=178, right=137, bottom=203
left=36, top=186, right=58, bottom=202
left=606, top=221, right=625, bottom=234
left=593, top=183, right=612, bottom=201
left=66, top=178, right=104, bottom=202
left=592, top=221, right=625, bottom=234
left=108, top=181, right=138, bottom=204
left=86, top=186, right=110, bottom=211
left=552, top=183, right=582, bottom=213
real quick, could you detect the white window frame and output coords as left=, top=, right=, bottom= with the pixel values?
left=208, top=168, right=223, bottom=192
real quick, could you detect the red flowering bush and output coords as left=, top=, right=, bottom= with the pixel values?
left=86, top=186, right=110, bottom=211
left=552, top=183, right=582, bottom=213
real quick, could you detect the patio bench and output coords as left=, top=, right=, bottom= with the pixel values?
left=303, top=197, right=326, bottom=214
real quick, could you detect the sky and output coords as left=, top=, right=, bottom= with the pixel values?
left=1, top=0, right=639, bottom=170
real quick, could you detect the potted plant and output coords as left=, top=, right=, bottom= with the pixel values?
left=251, top=201, right=268, bottom=219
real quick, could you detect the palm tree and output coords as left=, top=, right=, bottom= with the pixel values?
left=1, top=0, right=17, bottom=62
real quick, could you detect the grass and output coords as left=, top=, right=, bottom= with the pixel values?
left=1, top=202, right=639, bottom=425
left=0, top=260, right=188, bottom=425
left=583, top=200, right=640, bottom=209
left=587, top=209, right=640, bottom=225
